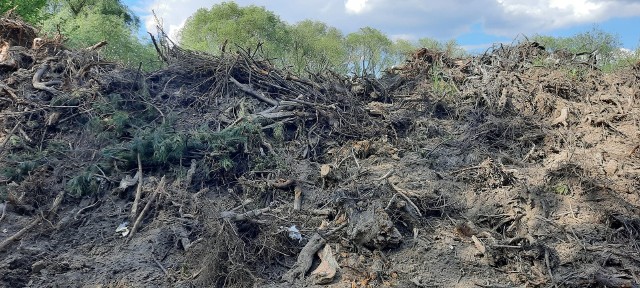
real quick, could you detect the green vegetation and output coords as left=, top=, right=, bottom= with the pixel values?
left=40, top=0, right=159, bottom=70
left=1, top=0, right=47, bottom=23
left=179, top=1, right=290, bottom=63
left=531, top=27, right=639, bottom=71
left=289, top=20, right=347, bottom=74
left=345, top=27, right=393, bottom=76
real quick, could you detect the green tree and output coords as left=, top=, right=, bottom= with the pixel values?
left=531, top=27, right=621, bottom=65
left=289, top=20, right=347, bottom=74
left=345, top=27, right=392, bottom=76
left=41, top=0, right=159, bottom=70
left=418, top=37, right=467, bottom=57
left=388, top=38, right=417, bottom=66
left=0, top=0, right=47, bottom=23
left=179, top=2, right=290, bottom=63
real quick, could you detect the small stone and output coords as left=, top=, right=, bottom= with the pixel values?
left=31, top=260, right=47, bottom=273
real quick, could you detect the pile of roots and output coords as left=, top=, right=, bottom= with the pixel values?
left=1, top=12, right=640, bottom=288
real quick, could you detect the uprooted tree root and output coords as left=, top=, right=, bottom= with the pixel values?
left=1, top=13, right=640, bottom=288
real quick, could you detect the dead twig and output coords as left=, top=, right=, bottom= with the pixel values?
left=293, top=184, right=302, bottom=211
left=152, top=245, right=174, bottom=280
left=388, top=180, right=423, bottom=218
left=0, top=120, right=20, bottom=156
left=130, top=153, right=143, bottom=223
left=229, top=76, right=278, bottom=106
left=0, top=190, right=64, bottom=252
left=220, top=206, right=271, bottom=222
left=0, top=201, right=6, bottom=223
left=85, top=40, right=107, bottom=51
left=127, top=176, right=166, bottom=243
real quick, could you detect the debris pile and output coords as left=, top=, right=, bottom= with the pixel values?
left=1, top=13, right=640, bottom=288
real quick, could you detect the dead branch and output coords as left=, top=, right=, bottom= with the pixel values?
left=282, top=233, right=326, bottom=282
left=388, top=180, right=423, bottom=218
left=220, top=206, right=271, bottom=222
left=0, top=215, right=41, bottom=252
left=0, top=201, right=6, bottom=223
left=229, top=76, right=278, bottom=106
left=293, top=184, right=302, bottom=211
left=130, top=153, right=143, bottom=223
left=271, top=179, right=296, bottom=189
left=0, top=120, right=20, bottom=156
left=0, top=190, right=64, bottom=252
left=85, top=40, right=107, bottom=51
left=127, top=176, right=166, bottom=243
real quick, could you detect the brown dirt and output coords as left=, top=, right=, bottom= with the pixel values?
left=1, top=15, right=640, bottom=288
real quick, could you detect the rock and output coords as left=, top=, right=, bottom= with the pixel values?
left=31, top=260, right=47, bottom=273
left=604, top=160, right=618, bottom=176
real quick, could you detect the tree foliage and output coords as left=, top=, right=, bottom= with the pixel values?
left=40, top=0, right=159, bottom=70
left=531, top=27, right=622, bottom=64
left=0, top=0, right=48, bottom=23
left=345, top=27, right=392, bottom=76
left=418, top=37, right=467, bottom=58
left=179, top=2, right=290, bottom=62
left=289, top=20, right=347, bottom=74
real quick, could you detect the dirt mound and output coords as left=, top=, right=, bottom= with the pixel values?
left=1, top=14, right=639, bottom=288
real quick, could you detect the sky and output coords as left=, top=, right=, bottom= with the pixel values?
left=122, top=0, right=640, bottom=51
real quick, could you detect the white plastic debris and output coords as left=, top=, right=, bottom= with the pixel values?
left=116, top=221, right=129, bottom=237
left=287, top=225, right=302, bottom=242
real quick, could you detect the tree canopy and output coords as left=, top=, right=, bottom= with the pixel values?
left=39, top=0, right=158, bottom=69
left=179, top=2, right=290, bottom=62
left=0, top=0, right=48, bottom=23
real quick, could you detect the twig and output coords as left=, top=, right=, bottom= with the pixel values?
left=127, top=176, right=166, bottom=243
left=85, top=40, right=108, bottom=51
left=375, top=169, right=394, bottom=181
left=152, top=246, right=174, bottom=280
left=130, top=153, right=143, bottom=223
left=384, top=194, right=399, bottom=211
left=545, top=249, right=554, bottom=285
left=422, top=137, right=451, bottom=158
left=388, top=180, right=424, bottom=218
left=0, top=121, right=20, bottom=156
left=74, top=199, right=101, bottom=220
left=0, top=201, right=7, bottom=223
left=351, top=148, right=361, bottom=169
left=0, top=190, right=64, bottom=252
left=293, top=184, right=302, bottom=211
left=0, top=216, right=41, bottom=252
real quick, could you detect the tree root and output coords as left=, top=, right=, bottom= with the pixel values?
left=32, top=61, right=61, bottom=95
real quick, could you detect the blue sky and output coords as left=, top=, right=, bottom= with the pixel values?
left=122, top=0, right=640, bottom=51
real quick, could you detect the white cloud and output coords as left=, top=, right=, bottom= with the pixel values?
left=345, top=0, right=369, bottom=14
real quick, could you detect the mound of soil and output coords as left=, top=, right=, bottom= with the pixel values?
left=1, top=14, right=640, bottom=288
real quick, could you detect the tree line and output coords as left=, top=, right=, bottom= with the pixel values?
left=2, top=1, right=636, bottom=74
